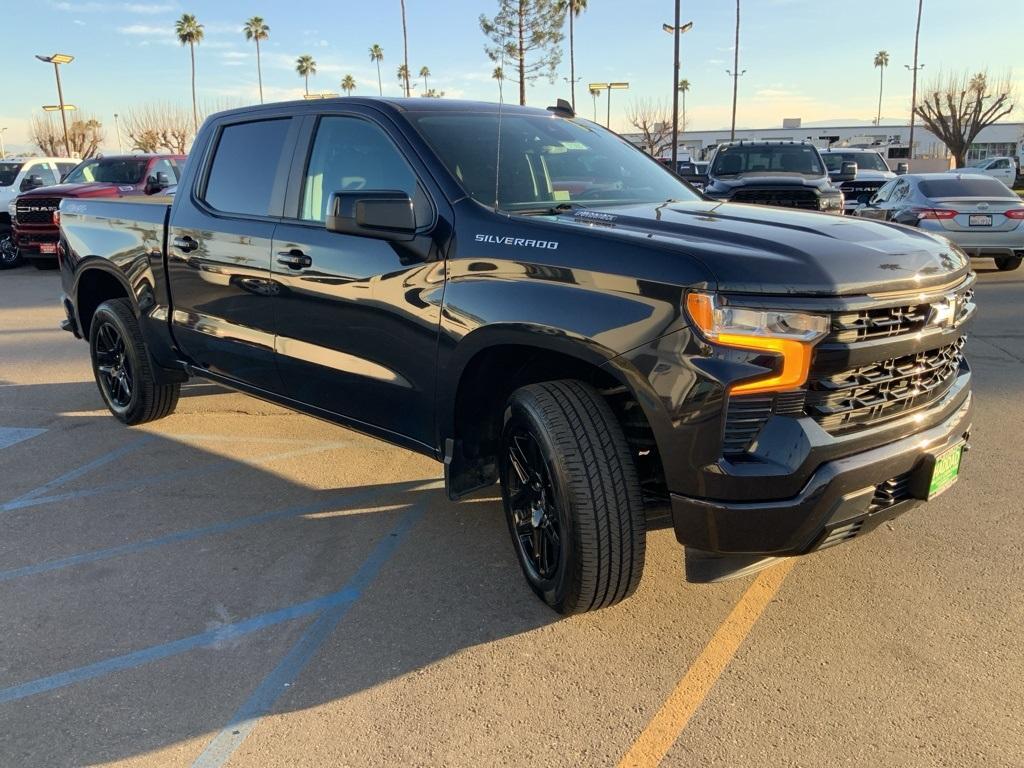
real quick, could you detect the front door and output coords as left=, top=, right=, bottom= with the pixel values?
left=167, top=116, right=297, bottom=393
left=271, top=112, right=448, bottom=450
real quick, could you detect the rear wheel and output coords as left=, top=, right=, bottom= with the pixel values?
left=89, top=298, right=180, bottom=425
left=500, top=380, right=645, bottom=614
left=995, top=255, right=1022, bottom=271
left=0, top=232, right=21, bottom=270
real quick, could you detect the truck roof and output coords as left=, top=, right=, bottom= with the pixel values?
left=209, top=97, right=563, bottom=122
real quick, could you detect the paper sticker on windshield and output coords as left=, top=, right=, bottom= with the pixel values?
left=560, top=141, right=587, bottom=150
left=552, top=190, right=571, bottom=201
left=575, top=210, right=617, bottom=224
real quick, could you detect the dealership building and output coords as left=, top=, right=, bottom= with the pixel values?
left=627, top=119, right=1024, bottom=167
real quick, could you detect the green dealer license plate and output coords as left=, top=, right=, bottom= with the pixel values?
left=928, top=443, right=963, bottom=499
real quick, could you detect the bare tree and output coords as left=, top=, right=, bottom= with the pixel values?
left=31, top=113, right=104, bottom=158
left=915, top=70, right=1017, bottom=168
left=480, top=0, right=563, bottom=106
left=123, top=104, right=195, bottom=153
left=626, top=99, right=673, bottom=157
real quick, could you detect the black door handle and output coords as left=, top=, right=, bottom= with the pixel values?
left=276, top=250, right=312, bottom=269
left=172, top=235, right=198, bottom=253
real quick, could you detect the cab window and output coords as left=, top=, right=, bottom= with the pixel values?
left=203, top=119, right=291, bottom=217
left=300, top=115, right=426, bottom=225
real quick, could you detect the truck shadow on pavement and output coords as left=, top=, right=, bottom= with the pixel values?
left=0, top=386, right=558, bottom=767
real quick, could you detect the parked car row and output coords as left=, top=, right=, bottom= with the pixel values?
left=1, top=153, right=184, bottom=270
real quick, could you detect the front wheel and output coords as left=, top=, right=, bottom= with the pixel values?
left=0, top=233, right=21, bottom=270
left=500, top=380, right=646, bottom=614
left=995, top=255, right=1022, bottom=272
left=89, top=298, right=180, bottom=424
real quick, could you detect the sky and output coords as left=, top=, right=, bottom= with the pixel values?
left=1, top=0, right=1020, bottom=155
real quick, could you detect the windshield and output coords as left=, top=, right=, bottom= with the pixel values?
left=919, top=177, right=1016, bottom=199
left=711, top=144, right=825, bottom=177
left=0, top=162, right=24, bottom=187
left=410, top=113, right=700, bottom=212
left=64, top=157, right=150, bottom=185
left=822, top=152, right=889, bottom=173
left=965, top=158, right=987, bottom=168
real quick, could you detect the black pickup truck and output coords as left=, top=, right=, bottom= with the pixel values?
left=58, top=98, right=974, bottom=614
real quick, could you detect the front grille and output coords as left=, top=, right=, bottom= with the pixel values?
left=828, top=303, right=931, bottom=343
left=806, top=339, right=965, bottom=434
left=730, top=188, right=819, bottom=209
left=840, top=181, right=884, bottom=197
left=15, top=198, right=60, bottom=225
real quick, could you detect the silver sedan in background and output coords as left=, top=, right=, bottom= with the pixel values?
left=854, top=173, right=1024, bottom=271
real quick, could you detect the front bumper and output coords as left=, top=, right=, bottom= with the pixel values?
left=15, top=227, right=59, bottom=257
left=670, top=388, right=972, bottom=556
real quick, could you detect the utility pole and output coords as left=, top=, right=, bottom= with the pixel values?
left=36, top=54, right=75, bottom=157
left=906, top=0, right=924, bottom=168
left=663, top=10, right=694, bottom=167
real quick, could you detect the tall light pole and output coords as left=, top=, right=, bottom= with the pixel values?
left=588, top=82, right=630, bottom=129
left=728, top=0, right=742, bottom=141
left=113, top=113, right=123, bottom=153
left=905, top=0, right=924, bottom=169
left=0, top=128, right=7, bottom=160
left=36, top=53, right=74, bottom=158
left=663, top=12, right=694, bottom=167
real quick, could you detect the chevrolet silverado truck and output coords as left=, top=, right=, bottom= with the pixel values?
left=58, top=98, right=974, bottom=614
left=704, top=139, right=848, bottom=213
left=14, top=154, right=184, bottom=268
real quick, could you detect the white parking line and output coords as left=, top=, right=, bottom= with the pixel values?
left=0, top=427, right=46, bottom=450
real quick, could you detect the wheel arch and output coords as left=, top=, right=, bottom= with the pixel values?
left=438, top=325, right=666, bottom=505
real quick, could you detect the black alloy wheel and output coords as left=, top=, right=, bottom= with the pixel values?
left=93, top=320, right=134, bottom=410
left=0, top=232, right=21, bottom=269
left=504, top=430, right=562, bottom=582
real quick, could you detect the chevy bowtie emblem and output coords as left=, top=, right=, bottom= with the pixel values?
left=930, top=294, right=958, bottom=328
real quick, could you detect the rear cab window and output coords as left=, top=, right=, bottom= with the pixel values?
left=202, top=119, right=292, bottom=217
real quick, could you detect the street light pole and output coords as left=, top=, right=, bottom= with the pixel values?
left=587, top=83, right=629, bottom=130
left=113, top=113, right=123, bottom=153
left=36, top=54, right=75, bottom=158
left=0, top=128, right=6, bottom=160
left=729, top=0, right=741, bottom=141
left=726, top=68, right=746, bottom=141
left=663, top=12, right=694, bottom=167
left=905, top=0, right=924, bottom=169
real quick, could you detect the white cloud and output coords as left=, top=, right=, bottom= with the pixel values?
left=118, top=23, right=165, bottom=35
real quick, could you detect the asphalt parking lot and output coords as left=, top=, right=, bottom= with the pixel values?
left=0, top=264, right=1022, bottom=768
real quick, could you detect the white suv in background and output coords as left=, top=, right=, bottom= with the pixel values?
left=1, top=156, right=80, bottom=269
left=952, top=156, right=1018, bottom=187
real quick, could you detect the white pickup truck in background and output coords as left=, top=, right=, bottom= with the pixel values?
left=951, top=156, right=1018, bottom=188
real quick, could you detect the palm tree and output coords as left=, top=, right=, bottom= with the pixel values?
left=678, top=79, right=690, bottom=131
left=557, top=0, right=587, bottom=110
left=296, top=55, right=317, bottom=96
left=341, top=74, right=356, bottom=96
left=419, top=66, right=431, bottom=94
left=397, top=64, right=411, bottom=94
left=400, top=0, right=410, bottom=97
left=589, top=86, right=600, bottom=122
left=175, top=13, right=204, bottom=133
left=243, top=16, right=270, bottom=104
left=873, top=50, right=889, bottom=126
left=369, top=44, right=384, bottom=96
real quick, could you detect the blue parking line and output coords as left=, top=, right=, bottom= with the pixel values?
left=0, top=502, right=424, bottom=706
left=0, top=440, right=348, bottom=513
left=5, top=435, right=153, bottom=505
left=0, top=480, right=426, bottom=583
left=191, top=504, right=425, bottom=767
left=0, top=427, right=47, bottom=451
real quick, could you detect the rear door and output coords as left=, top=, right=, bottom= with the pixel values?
left=270, top=109, right=449, bottom=450
left=167, top=114, right=300, bottom=393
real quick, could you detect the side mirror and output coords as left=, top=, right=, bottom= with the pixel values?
left=837, top=161, right=858, bottom=182
left=145, top=172, right=171, bottom=194
left=325, top=190, right=416, bottom=241
left=895, top=162, right=909, bottom=175
left=20, top=175, right=45, bottom=192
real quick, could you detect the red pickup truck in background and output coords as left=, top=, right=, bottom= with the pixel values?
left=12, top=154, right=184, bottom=268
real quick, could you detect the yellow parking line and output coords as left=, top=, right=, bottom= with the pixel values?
left=618, top=559, right=796, bottom=768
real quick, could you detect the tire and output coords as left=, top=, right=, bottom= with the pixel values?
left=89, top=298, right=180, bottom=425
left=995, top=255, right=1022, bottom=271
left=31, top=258, right=59, bottom=270
left=500, top=380, right=646, bottom=614
left=0, top=233, right=21, bottom=270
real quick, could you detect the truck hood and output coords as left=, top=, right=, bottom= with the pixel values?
left=19, top=182, right=137, bottom=199
left=555, top=201, right=970, bottom=296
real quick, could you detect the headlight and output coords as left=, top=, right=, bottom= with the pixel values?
left=7, top=201, right=15, bottom=219
left=819, top=193, right=845, bottom=211
left=686, top=292, right=830, bottom=394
